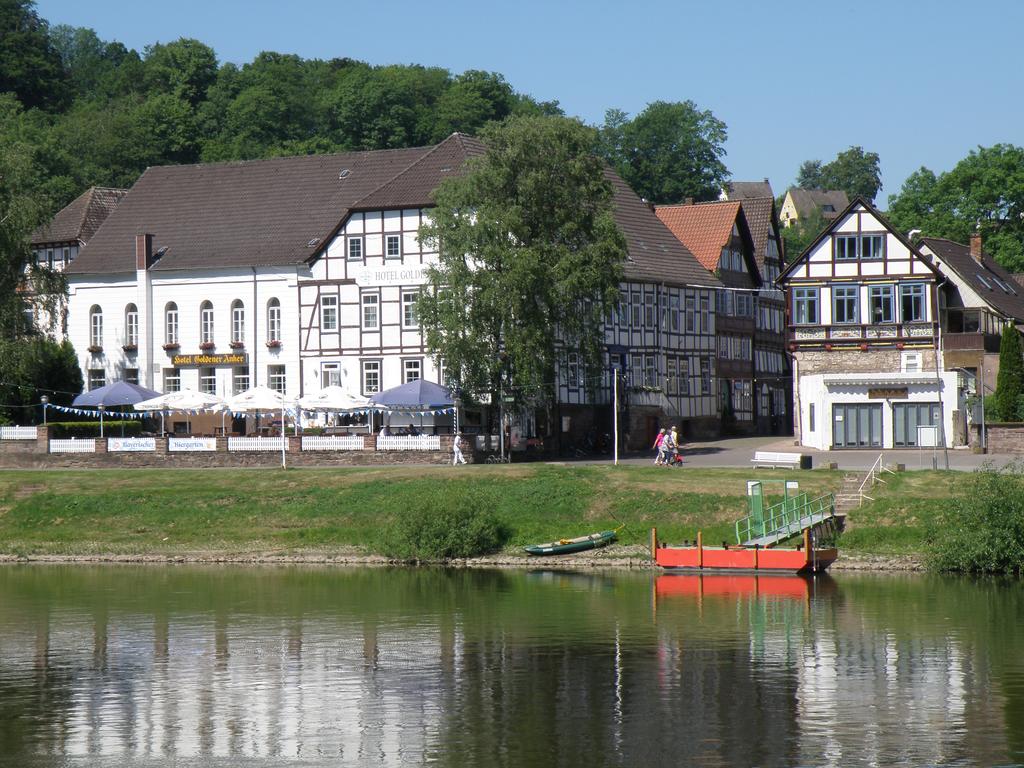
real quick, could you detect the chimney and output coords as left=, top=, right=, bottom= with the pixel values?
left=135, top=234, right=154, bottom=270
left=684, top=197, right=694, bottom=206
left=970, top=231, right=983, bottom=264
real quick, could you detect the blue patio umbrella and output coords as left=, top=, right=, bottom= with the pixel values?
left=368, top=379, right=453, bottom=411
left=71, top=381, right=161, bottom=437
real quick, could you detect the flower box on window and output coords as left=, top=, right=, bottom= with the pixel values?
left=122, top=344, right=137, bottom=353
left=229, top=340, right=245, bottom=349
left=87, top=345, right=103, bottom=354
left=266, top=339, right=282, bottom=349
left=162, top=342, right=180, bottom=351
left=859, top=342, right=869, bottom=352
left=199, top=341, right=215, bottom=351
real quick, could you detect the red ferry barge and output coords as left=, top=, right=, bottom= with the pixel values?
left=652, top=528, right=838, bottom=574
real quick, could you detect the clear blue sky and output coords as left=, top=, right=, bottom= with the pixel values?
left=35, top=0, right=1024, bottom=205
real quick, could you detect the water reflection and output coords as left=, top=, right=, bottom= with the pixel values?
left=0, top=566, right=1022, bottom=766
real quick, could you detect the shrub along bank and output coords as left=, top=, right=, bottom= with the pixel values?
left=0, top=464, right=1004, bottom=569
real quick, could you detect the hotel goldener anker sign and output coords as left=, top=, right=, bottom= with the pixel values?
left=171, top=353, right=248, bottom=367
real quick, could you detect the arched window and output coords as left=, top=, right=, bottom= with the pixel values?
left=267, top=298, right=281, bottom=342
left=89, top=305, right=103, bottom=349
left=200, top=301, right=214, bottom=344
left=165, top=302, right=178, bottom=345
left=231, top=300, right=245, bottom=344
left=124, top=303, right=138, bottom=347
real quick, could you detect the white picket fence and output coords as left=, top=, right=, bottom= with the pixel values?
left=301, top=435, right=364, bottom=451
left=0, top=426, right=37, bottom=440
left=228, top=436, right=286, bottom=452
left=376, top=435, right=441, bottom=451
left=50, top=438, right=96, bottom=453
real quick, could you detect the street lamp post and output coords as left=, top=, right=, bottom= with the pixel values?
left=41, top=395, right=48, bottom=426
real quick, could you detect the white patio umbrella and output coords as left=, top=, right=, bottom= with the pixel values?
left=297, top=386, right=371, bottom=413
left=224, top=386, right=293, bottom=468
left=134, top=388, right=227, bottom=435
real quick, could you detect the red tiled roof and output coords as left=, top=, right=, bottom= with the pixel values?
left=654, top=200, right=743, bottom=272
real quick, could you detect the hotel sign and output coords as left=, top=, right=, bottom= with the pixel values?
left=353, top=264, right=429, bottom=287
left=868, top=388, right=909, bottom=400
left=171, top=353, right=248, bottom=367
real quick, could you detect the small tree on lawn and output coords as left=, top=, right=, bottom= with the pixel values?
left=995, top=325, right=1024, bottom=421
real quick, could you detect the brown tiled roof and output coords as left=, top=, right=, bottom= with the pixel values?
left=653, top=200, right=744, bottom=272
left=725, top=180, right=774, bottom=200
left=31, top=187, right=127, bottom=245
left=67, top=146, right=430, bottom=274
left=67, top=134, right=717, bottom=288
left=734, top=196, right=776, bottom=270
left=608, top=173, right=721, bottom=287
left=352, top=134, right=486, bottom=210
left=786, top=188, right=850, bottom=220
left=919, top=237, right=1024, bottom=322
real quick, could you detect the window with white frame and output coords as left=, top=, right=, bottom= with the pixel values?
left=901, top=351, right=922, bottom=373
left=361, top=293, right=379, bottom=330
left=403, top=358, right=422, bottom=383
left=88, top=369, right=105, bottom=390
left=232, top=367, right=249, bottom=394
left=89, top=305, right=102, bottom=348
left=699, top=295, right=710, bottom=333
left=200, top=301, right=214, bottom=344
left=231, top=300, right=245, bottom=343
left=322, top=362, right=341, bottom=387
left=566, top=352, right=580, bottom=387
left=165, top=302, right=178, bottom=345
left=268, top=365, right=286, bottom=394
left=123, top=367, right=139, bottom=385
left=631, top=291, right=641, bottom=328
left=362, top=359, right=381, bottom=394
left=630, top=353, right=642, bottom=386
left=700, top=358, right=711, bottom=395
left=869, top=284, right=895, bottom=323
left=670, top=294, right=680, bottom=331
left=736, top=293, right=752, bottom=317
left=200, top=367, right=216, bottom=395
left=348, top=236, right=363, bottom=261
left=900, top=283, right=926, bottom=322
left=644, top=293, right=655, bottom=327
left=321, top=294, right=338, bottom=331
left=164, top=368, right=181, bottom=392
left=679, top=356, right=690, bottom=396
left=386, top=234, right=401, bottom=259
left=401, top=291, right=419, bottom=329
left=666, top=357, right=677, bottom=395
left=267, top=298, right=281, bottom=342
left=685, top=295, right=695, bottom=332
left=832, top=285, right=859, bottom=324
left=124, top=304, right=138, bottom=346
left=644, top=355, right=656, bottom=387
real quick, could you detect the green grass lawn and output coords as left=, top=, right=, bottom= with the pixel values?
left=0, top=464, right=966, bottom=558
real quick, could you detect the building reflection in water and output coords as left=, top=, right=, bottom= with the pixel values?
left=0, top=566, right=1020, bottom=766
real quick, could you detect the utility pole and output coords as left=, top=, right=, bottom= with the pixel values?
left=613, top=370, right=619, bottom=466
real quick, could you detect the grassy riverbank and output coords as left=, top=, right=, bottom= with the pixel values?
left=0, top=464, right=969, bottom=561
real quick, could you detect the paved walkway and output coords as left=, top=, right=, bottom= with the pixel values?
left=573, top=435, right=1018, bottom=472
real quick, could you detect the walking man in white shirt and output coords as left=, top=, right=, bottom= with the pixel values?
left=452, top=432, right=467, bottom=465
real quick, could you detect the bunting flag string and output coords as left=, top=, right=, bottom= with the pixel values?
left=46, top=403, right=145, bottom=419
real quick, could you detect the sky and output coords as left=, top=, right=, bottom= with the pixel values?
left=34, top=0, right=1024, bottom=205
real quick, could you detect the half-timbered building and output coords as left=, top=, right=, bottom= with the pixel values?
left=779, top=198, right=960, bottom=450
left=61, top=134, right=722, bottom=444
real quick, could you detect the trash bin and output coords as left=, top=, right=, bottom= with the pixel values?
left=799, top=454, right=813, bottom=470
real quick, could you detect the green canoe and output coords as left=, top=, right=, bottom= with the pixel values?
left=524, top=530, right=617, bottom=556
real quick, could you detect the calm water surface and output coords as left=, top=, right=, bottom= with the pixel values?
left=1, top=565, right=1023, bottom=767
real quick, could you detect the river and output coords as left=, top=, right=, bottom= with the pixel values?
left=1, top=565, right=1022, bottom=767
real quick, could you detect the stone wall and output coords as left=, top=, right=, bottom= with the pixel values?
left=977, top=423, right=1024, bottom=455
left=0, top=429, right=475, bottom=468
left=794, top=347, right=939, bottom=376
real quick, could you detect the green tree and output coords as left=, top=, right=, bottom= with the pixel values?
left=995, top=325, right=1024, bottom=422
left=417, top=115, right=627, bottom=408
left=0, top=338, right=82, bottom=424
left=0, top=0, right=68, bottom=110
left=796, top=146, right=881, bottom=201
left=599, top=100, right=728, bottom=203
left=888, top=144, right=1024, bottom=272
left=780, top=207, right=829, bottom=262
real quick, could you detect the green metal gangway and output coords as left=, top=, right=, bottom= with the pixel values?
left=735, top=480, right=837, bottom=548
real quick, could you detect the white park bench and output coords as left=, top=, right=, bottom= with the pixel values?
left=751, top=451, right=805, bottom=469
